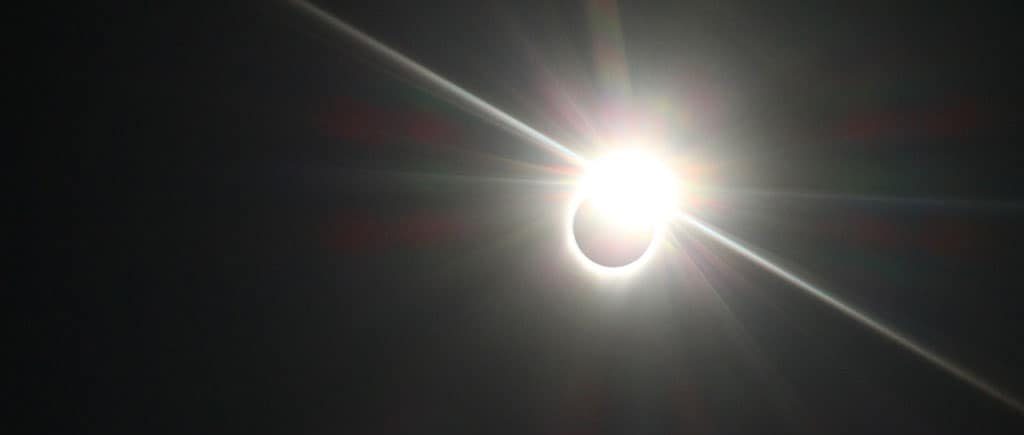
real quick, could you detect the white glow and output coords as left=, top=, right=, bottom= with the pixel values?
left=579, top=149, right=679, bottom=229
left=566, top=149, right=680, bottom=277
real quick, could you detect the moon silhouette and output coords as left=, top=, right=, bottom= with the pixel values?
left=570, top=196, right=657, bottom=268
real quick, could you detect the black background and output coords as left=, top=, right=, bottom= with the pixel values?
left=54, top=1, right=1024, bottom=433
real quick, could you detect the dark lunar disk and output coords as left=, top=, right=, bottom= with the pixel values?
left=571, top=196, right=657, bottom=268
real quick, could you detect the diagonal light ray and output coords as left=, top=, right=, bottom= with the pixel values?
left=677, top=236, right=817, bottom=432
left=293, top=0, right=1022, bottom=417
left=290, top=0, right=586, bottom=166
left=678, top=212, right=1024, bottom=415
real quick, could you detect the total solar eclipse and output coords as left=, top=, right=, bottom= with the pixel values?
left=566, top=149, right=678, bottom=275
left=292, top=0, right=1024, bottom=414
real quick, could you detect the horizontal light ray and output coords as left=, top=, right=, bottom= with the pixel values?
left=678, top=212, right=1024, bottom=415
left=290, top=0, right=586, bottom=166
left=695, top=186, right=1024, bottom=211
left=356, top=169, right=576, bottom=187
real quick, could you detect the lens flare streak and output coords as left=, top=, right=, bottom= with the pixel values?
left=290, top=0, right=586, bottom=166
left=291, top=0, right=1023, bottom=416
left=678, top=212, right=1024, bottom=415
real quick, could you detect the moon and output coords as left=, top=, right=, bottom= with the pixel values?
left=571, top=196, right=657, bottom=268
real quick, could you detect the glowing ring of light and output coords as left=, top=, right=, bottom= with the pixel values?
left=564, top=149, right=678, bottom=278
left=564, top=191, right=669, bottom=278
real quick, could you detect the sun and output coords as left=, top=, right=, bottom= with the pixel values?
left=579, top=149, right=679, bottom=229
left=567, top=148, right=680, bottom=276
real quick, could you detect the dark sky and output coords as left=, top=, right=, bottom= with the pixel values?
left=59, top=1, right=1024, bottom=433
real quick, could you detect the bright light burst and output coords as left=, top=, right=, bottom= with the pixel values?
left=578, top=149, right=679, bottom=229
left=566, top=148, right=679, bottom=276
left=293, top=0, right=1024, bottom=415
